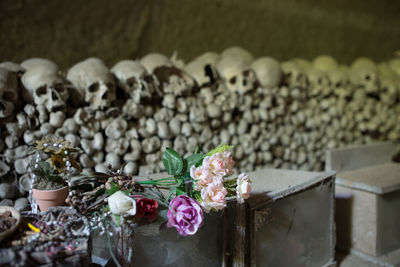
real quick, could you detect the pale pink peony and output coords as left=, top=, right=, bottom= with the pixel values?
left=236, top=173, right=251, bottom=204
left=190, top=165, right=215, bottom=191
left=167, top=195, right=203, bottom=236
left=203, top=151, right=235, bottom=177
left=200, top=180, right=228, bottom=213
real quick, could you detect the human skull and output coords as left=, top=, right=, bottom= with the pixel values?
left=305, top=66, right=331, bottom=98
left=251, top=57, right=282, bottom=89
left=221, top=46, right=254, bottom=65
left=312, top=55, right=338, bottom=73
left=184, top=59, right=217, bottom=88
left=140, top=53, right=194, bottom=96
left=67, top=57, right=116, bottom=109
left=111, top=60, right=158, bottom=103
left=0, top=61, right=25, bottom=74
left=216, top=57, right=258, bottom=95
left=194, top=52, right=221, bottom=67
left=21, top=60, right=69, bottom=112
left=140, top=53, right=173, bottom=74
left=0, top=67, right=18, bottom=118
left=186, top=52, right=221, bottom=88
left=327, top=68, right=351, bottom=99
left=388, top=58, right=400, bottom=76
left=379, top=75, right=399, bottom=106
left=281, top=61, right=308, bottom=89
left=154, top=66, right=196, bottom=96
left=21, top=58, right=58, bottom=72
left=293, top=58, right=312, bottom=70
left=349, top=57, right=380, bottom=95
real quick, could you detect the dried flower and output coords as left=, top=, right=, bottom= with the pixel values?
left=134, top=195, right=159, bottom=222
left=236, top=173, right=251, bottom=204
left=108, top=191, right=136, bottom=216
left=200, top=179, right=228, bottom=213
left=167, top=195, right=203, bottom=236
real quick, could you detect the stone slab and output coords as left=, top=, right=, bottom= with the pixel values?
left=325, top=142, right=397, bottom=172
left=349, top=248, right=400, bottom=267
left=337, top=163, right=400, bottom=194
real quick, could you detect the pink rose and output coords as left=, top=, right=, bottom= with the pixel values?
left=203, top=151, right=234, bottom=177
left=200, top=180, right=228, bottom=213
left=236, top=173, right=251, bottom=204
left=134, top=195, right=159, bottom=222
left=190, top=165, right=214, bottom=191
left=167, top=195, right=204, bottom=236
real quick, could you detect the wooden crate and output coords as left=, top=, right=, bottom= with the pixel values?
left=247, top=168, right=336, bottom=267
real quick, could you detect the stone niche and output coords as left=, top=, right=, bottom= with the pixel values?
left=327, top=142, right=400, bottom=266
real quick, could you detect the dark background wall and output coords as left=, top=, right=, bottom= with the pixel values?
left=1, top=0, right=399, bottom=69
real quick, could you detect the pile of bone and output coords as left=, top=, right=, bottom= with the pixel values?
left=0, top=46, right=399, bottom=209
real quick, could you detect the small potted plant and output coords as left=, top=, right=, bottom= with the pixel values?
left=30, top=136, right=81, bottom=212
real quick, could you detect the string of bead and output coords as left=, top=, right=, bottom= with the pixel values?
left=29, top=152, right=41, bottom=213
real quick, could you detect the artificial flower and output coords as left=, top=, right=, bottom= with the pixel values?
left=236, top=173, right=251, bottom=204
left=167, top=195, right=203, bottom=236
left=134, top=195, right=159, bottom=221
left=203, top=151, right=234, bottom=177
left=200, top=180, right=228, bottom=212
left=108, top=191, right=136, bottom=216
left=50, top=154, right=66, bottom=172
left=190, top=165, right=215, bottom=191
left=35, top=135, right=77, bottom=154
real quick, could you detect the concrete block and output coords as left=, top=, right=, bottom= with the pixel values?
left=325, top=142, right=398, bottom=172
left=336, top=163, right=400, bottom=257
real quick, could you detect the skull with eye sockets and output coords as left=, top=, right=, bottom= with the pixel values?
left=0, top=67, right=19, bottom=118
left=21, top=58, right=69, bottom=112
left=67, top=58, right=116, bottom=110
left=349, top=57, right=380, bottom=96
left=141, top=53, right=196, bottom=97
left=111, top=60, right=158, bottom=104
left=216, top=56, right=258, bottom=95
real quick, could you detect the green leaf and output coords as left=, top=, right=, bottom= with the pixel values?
left=93, top=187, right=106, bottom=200
left=167, top=187, right=177, bottom=202
left=185, top=153, right=205, bottom=169
left=163, top=148, right=184, bottom=175
left=176, top=188, right=185, bottom=196
left=193, top=191, right=202, bottom=203
left=206, top=144, right=234, bottom=157
left=122, top=189, right=132, bottom=195
left=113, top=214, right=121, bottom=227
left=107, top=182, right=120, bottom=196
left=194, top=146, right=201, bottom=154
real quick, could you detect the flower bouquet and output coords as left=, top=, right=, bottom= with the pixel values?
left=106, top=144, right=251, bottom=237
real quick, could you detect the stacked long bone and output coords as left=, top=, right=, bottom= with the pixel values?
left=0, top=46, right=399, bottom=211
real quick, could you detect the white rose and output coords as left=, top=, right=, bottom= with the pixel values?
left=108, top=191, right=136, bottom=216
left=236, top=173, right=252, bottom=204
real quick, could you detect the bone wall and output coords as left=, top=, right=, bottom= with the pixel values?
left=0, top=51, right=400, bottom=212
left=1, top=0, right=400, bottom=68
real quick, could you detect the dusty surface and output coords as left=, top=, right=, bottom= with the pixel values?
left=1, top=0, right=400, bottom=68
left=338, top=163, right=400, bottom=194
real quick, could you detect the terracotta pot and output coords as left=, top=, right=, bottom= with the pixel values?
left=32, top=186, right=69, bottom=212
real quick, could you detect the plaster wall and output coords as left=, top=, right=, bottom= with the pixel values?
left=1, top=0, right=399, bottom=68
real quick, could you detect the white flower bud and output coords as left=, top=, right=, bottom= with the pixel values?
left=108, top=191, right=136, bottom=216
